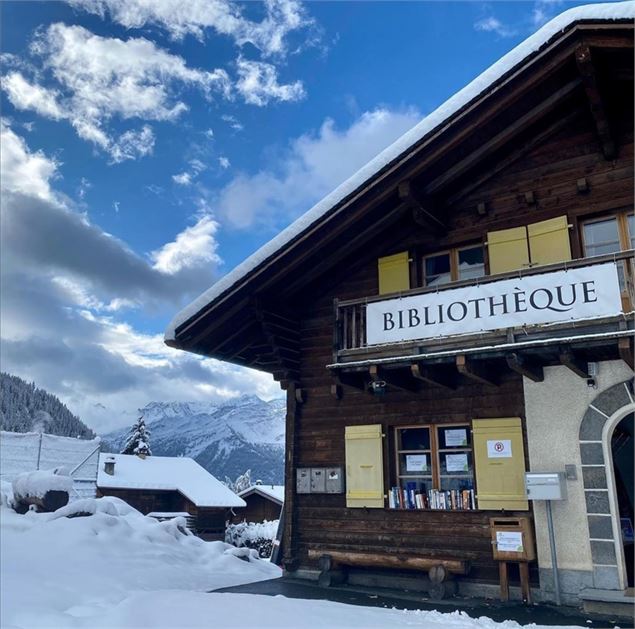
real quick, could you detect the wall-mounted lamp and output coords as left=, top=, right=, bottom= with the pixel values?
left=369, top=380, right=387, bottom=396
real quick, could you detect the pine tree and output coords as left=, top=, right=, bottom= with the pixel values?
left=121, top=416, right=151, bottom=456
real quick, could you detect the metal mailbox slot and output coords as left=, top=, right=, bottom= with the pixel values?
left=325, top=467, right=343, bottom=494
left=525, top=472, right=567, bottom=501
left=310, top=468, right=326, bottom=493
left=296, top=468, right=311, bottom=494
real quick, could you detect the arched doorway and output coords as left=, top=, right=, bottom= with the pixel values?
left=611, top=412, right=634, bottom=588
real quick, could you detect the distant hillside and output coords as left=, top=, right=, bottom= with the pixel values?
left=103, top=395, right=285, bottom=484
left=0, top=372, right=95, bottom=438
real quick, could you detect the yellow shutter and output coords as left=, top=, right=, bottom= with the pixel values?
left=473, top=418, right=528, bottom=511
left=487, top=227, right=530, bottom=274
left=345, top=424, right=384, bottom=508
left=528, top=215, right=571, bottom=267
left=378, top=251, right=410, bottom=295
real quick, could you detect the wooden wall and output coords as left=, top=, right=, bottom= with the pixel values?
left=232, top=494, right=282, bottom=524
left=288, top=93, right=633, bottom=585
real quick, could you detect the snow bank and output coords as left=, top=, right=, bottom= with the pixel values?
left=226, top=519, right=279, bottom=546
left=12, top=468, right=73, bottom=499
left=165, top=1, right=635, bottom=341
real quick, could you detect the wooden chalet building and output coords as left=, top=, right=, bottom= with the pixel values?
left=233, top=484, right=285, bottom=523
left=166, top=3, right=634, bottom=609
left=97, top=453, right=245, bottom=540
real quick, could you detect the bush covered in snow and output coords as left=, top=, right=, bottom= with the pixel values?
left=225, top=519, right=279, bottom=558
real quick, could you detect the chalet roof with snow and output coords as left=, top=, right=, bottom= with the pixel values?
left=97, top=453, right=245, bottom=509
left=238, top=484, right=285, bottom=505
left=165, top=2, right=634, bottom=384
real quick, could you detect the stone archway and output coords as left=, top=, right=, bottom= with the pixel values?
left=579, top=379, right=634, bottom=591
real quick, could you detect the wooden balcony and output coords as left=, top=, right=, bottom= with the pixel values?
left=332, top=251, right=634, bottom=375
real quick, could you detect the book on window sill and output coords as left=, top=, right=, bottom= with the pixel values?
left=389, top=487, right=476, bottom=511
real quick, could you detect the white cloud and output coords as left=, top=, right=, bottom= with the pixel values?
left=216, top=107, right=421, bottom=229
left=204, top=128, right=214, bottom=139
left=221, top=114, right=244, bottom=131
left=236, top=58, right=305, bottom=106
left=172, top=158, right=206, bottom=185
left=3, top=24, right=230, bottom=162
left=69, top=0, right=315, bottom=58
left=219, top=156, right=230, bottom=169
left=151, top=215, right=221, bottom=275
left=531, top=0, right=563, bottom=26
left=77, top=177, right=91, bottom=199
left=113, top=200, right=120, bottom=213
left=172, top=172, right=192, bottom=186
left=0, top=119, right=58, bottom=201
left=474, top=16, right=516, bottom=38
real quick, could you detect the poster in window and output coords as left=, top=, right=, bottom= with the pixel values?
left=445, top=428, right=468, bottom=447
left=446, top=453, right=469, bottom=472
left=406, top=454, right=427, bottom=472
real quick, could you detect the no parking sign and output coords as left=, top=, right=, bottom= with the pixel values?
left=487, top=439, right=512, bottom=458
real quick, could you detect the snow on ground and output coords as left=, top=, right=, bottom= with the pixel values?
left=1, top=493, right=584, bottom=629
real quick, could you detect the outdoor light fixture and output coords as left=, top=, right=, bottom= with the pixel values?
left=369, top=380, right=387, bottom=396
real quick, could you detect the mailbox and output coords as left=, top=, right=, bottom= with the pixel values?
left=525, top=472, right=567, bottom=501
left=489, top=516, right=536, bottom=562
left=310, top=468, right=326, bottom=493
left=325, top=467, right=343, bottom=494
left=296, top=468, right=311, bottom=494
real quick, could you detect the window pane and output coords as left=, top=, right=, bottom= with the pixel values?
left=458, top=246, right=485, bottom=280
left=398, top=427, right=429, bottom=451
left=439, top=452, right=473, bottom=476
left=398, top=454, right=432, bottom=476
left=438, top=426, right=471, bottom=449
left=424, top=252, right=451, bottom=287
left=583, top=218, right=620, bottom=257
left=628, top=214, right=634, bottom=249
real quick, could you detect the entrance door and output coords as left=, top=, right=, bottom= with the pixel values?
left=612, top=412, right=634, bottom=588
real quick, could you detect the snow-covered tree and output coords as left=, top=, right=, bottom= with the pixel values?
left=121, top=416, right=151, bottom=456
left=223, top=469, right=251, bottom=493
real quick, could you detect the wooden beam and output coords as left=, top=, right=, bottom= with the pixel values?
left=398, top=180, right=446, bottom=233
left=332, top=371, right=366, bottom=393
left=456, top=355, right=498, bottom=387
left=446, top=109, right=580, bottom=205
left=618, top=337, right=634, bottom=370
left=425, top=78, right=582, bottom=195
left=575, top=44, right=616, bottom=160
left=506, top=353, right=544, bottom=383
left=410, top=362, right=457, bottom=390
left=559, top=346, right=589, bottom=378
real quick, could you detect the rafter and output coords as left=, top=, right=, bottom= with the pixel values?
left=456, top=355, right=498, bottom=387
left=506, top=352, right=544, bottom=383
left=398, top=181, right=446, bottom=233
left=559, top=346, right=589, bottom=378
left=410, top=362, right=457, bottom=390
left=369, top=364, right=419, bottom=393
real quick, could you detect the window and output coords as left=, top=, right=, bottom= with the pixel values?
left=582, top=211, right=634, bottom=292
left=391, top=424, right=475, bottom=510
left=422, top=244, right=484, bottom=288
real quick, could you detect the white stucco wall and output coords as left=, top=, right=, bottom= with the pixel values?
left=523, top=360, right=633, bottom=573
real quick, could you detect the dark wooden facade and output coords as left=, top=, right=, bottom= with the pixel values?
left=168, top=18, right=634, bottom=592
left=97, top=486, right=228, bottom=541
left=232, top=491, right=283, bottom=524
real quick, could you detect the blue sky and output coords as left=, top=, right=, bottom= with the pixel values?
left=0, top=0, right=612, bottom=432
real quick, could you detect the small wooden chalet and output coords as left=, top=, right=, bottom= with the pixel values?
left=166, top=3, right=634, bottom=611
left=97, top=453, right=245, bottom=540
left=234, top=484, right=284, bottom=523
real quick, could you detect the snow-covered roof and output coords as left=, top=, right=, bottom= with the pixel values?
left=165, top=2, right=635, bottom=342
left=238, top=484, right=284, bottom=505
left=97, top=453, right=245, bottom=508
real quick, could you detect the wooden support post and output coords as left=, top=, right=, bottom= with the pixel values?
left=370, top=364, right=418, bottom=393
left=499, top=561, right=509, bottom=602
left=575, top=44, right=616, bottom=160
left=506, top=353, right=544, bottom=383
left=282, top=382, right=300, bottom=571
left=519, top=561, right=532, bottom=604
left=559, top=346, right=589, bottom=378
left=456, top=355, right=498, bottom=387
left=618, top=337, right=634, bottom=370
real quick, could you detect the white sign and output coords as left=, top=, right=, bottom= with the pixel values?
left=406, top=454, right=427, bottom=472
left=496, top=531, right=524, bottom=553
left=366, top=263, right=622, bottom=346
left=445, top=428, right=468, bottom=447
left=487, top=439, right=512, bottom=458
left=446, top=453, right=469, bottom=472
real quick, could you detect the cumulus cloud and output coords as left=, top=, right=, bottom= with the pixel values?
left=474, top=16, right=516, bottom=38
left=68, top=0, right=315, bottom=58
left=3, top=23, right=231, bottom=162
left=218, top=156, right=230, bottom=169
left=236, top=58, right=305, bottom=106
left=216, top=107, right=421, bottom=229
left=0, top=121, right=279, bottom=432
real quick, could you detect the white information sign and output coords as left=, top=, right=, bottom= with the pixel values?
left=406, top=454, right=427, bottom=472
left=487, top=439, right=512, bottom=458
left=366, top=263, right=622, bottom=346
left=445, top=428, right=468, bottom=447
left=496, top=531, right=524, bottom=553
left=446, top=453, right=469, bottom=472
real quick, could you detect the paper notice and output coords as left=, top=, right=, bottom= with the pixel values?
left=446, top=453, right=469, bottom=472
left=496, top=531, right=524, bottom=553
left=445, top=428, right=467, bottom=447
left=406, top=454, right=427, bottom=472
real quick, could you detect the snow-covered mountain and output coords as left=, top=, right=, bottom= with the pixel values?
left=101, top=395, right=286, bottom=484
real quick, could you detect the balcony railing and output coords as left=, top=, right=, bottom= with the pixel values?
left=334, top=251, right=634, bottom=354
